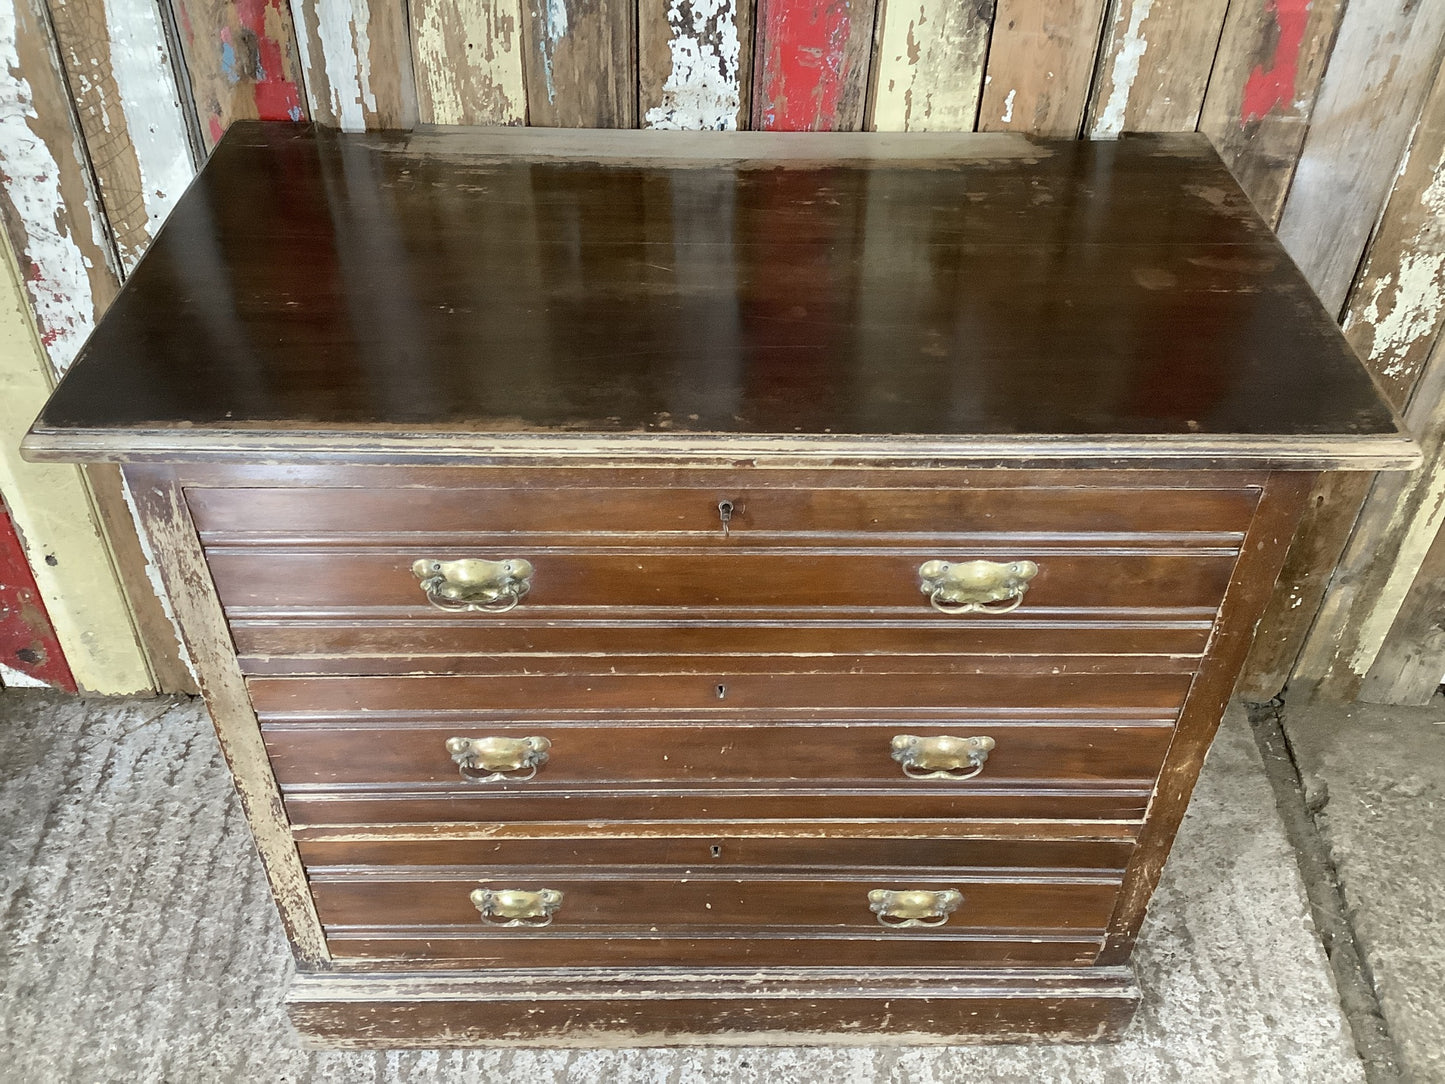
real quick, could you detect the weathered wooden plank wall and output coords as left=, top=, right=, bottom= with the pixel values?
left=2, top=0, right=1444, bottom=699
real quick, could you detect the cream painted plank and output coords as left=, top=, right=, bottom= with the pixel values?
left=292, top=0, right=418, bottom=131
left=0, top=214, right=150, bottom=692
left=171, top=0, right=308, bottom=147
left=1361, top=505, right=1445, bottom=705
left=1292, top=343, right=1445, bottom=700
left=639, top=0, right=751, bottom=130
left=1198, top=0, right=1344, bottom=225
left=978, top=0, right=1107, bottom=137
left=868, top=0, right=990, bottom=132
left=1340, top=61, right=1445, bottom=410
left=47, top=0, right=196, bottom=271
left=1275, top=0, right=1445, bottom=314
left=1088, top=0, right=1230, bottom=135
left=410, top=0, right=526, bottom=125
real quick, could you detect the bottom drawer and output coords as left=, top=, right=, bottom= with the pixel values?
left=310, top=868, right=1121, bottom=968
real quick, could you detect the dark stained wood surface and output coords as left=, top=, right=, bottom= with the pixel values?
left=262, top=719, right=1176, bottom=787
left=27, top=123, right=1410, bottom=467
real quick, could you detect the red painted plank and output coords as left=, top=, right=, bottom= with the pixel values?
left=1241, top=0, right=1310, bottom=123
left=752, top=0, right=876, bottom=131
left=0, top=502, right=75, bottom=690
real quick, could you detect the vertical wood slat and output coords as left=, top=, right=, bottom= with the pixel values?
left=45, top=0, right=197, bottom=272
left=976, top=0, right=1106, bottom=137
left=1291, top=344, right=1445, bottom=701
left=866, top=0, right=990, bottom=132
left=1274, top=0, right=1445, bottom=315
left=751, top=0, right=877, bottom=131
left=1362, top=503, right=1445, bottom=706
left=1197, top=0, right=1344, bottom=226
left=521, top=0, right=636, bottom=128
left=292, top=0, right=417, bottom=131
left=1087, top=0, right=1230, bottom=136
left=0, top=502, right=75, bottom=690
left=410, top=0, right=527, bottom=125
left=1239, top=0, right=1445, bottom=701
left=639, top=0, right=752, bottom=130
left=169, top=0, right=307, bottom=147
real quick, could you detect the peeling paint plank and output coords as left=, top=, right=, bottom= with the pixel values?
left=1340, top=62, right=1445, bottom=410
left=293, top=0, right=417, bottom=131
left=1291, top=346, right=1445, bottom=700
left=410, top=0, right=527, bottom=125
left=1087, top=0, right=1230, bottom=136
left=0, top=0, right=120, bottom=373
left=47, top=0, right=196, bottom=272
left=639, top=0, right=751, bottom=130
left=1275, top=0, right=1445, bottom=315
left=1362, top=494, right=1445, bottom=706
left=867, top=0, right=990, bottom=132
left=1198, top=0, right=1345, bottom=225
left=751, top=0, right=877, bottom=131
left=171, top=0, right=307, bottom=147
left=520, top=0, right=637, bottom=127
left=0, top=503, right=75, bottom=690
left=977, top=0, right=1106, bottom=137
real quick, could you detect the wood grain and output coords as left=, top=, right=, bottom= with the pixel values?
left=169, top=0, right=307, bottom=147
left=1274, top=0, right=1445, bottom=314
left=976, top=0, right=1107, bottom=136
left=286, top=968, right=1140, bottom=1044
left=639, top=0, right=752, bottom=129
left=1197, top=0, right=1345, bottom=224
left=120, top=464, right=329, bottom=964
left=866, top=0, right=990, bottom=132
left=1100, top=471, right=1314, bottom=963
left=520, top=0, right=637, bottom=127
left=1290, top=347, right=1445, bottom=700
left=1361, top=502, right=1445, bottom=706
left=410, top=0, right=528, bottom=125
left=751, top=0, right=877, bottom=131
left=45, top=0, right=196, bottom=271
left=292, top=0, right=417, bottom=130
left=1087, top=0, right=1231, bottom=135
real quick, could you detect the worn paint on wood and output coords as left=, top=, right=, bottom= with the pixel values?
left=1088, top=0, right=1230, bottom=135
left=1275, top=0, right=1445, bottom=314
left=1340, top=63, right=1445, bottom=409
left=411, top=0, right=527, bottom=125
left=0, top=228, right=152, bottom=693
left=293, top=0, right=417, bottom=130
left=521, top=0, right=637, bottom=127
left=752, top=0, right=876, bottom=131
left=978, top=0, right=1107, bottom=136
left=640, top=0, right=751, bottom=130
left=1198, top=0, right=1344, bottom=225
left=868, top=0, right=991, bottom=132
left=47, top=0, right=195, bottom=272
left=0, top=0, right=120, bottom=372
left=172, top=0, right=306, bottom=146
left=1291, top=350, right=1445, bottom=700
left=1362, top=500, right=1445, bottom=706
left=0, top=502, right=75, bottom=690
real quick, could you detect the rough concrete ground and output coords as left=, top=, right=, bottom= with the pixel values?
left=0, top=689, right=1364, bottom=1082
left=1280, top=695, right=1445, bottom=1084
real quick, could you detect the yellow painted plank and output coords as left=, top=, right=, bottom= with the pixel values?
left=868, top=0, right=990, bottom=132
left=410, top=0, right=527, bottom=125
left=0, top=228, right=151, bottom=694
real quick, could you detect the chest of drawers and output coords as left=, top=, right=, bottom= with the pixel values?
left=25, top=124, right=1414, bottom=1045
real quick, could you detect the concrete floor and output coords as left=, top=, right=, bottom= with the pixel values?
left=0, top=687, right=1429, bottom=1082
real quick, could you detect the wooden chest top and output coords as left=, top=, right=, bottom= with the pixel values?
left=24, top=124, right=1412, bottom=470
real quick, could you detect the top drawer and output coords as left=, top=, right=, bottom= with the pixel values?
left=185, top=469, right=1261, bottom=544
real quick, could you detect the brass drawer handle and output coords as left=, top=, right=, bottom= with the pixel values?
left=471, top=888, right=564, bottom=927
left=412, top=558, right=534, bottom=613
left=445, top=735, right=551, bottom=781
left=891, top=734, right=996, bottom=780
left=918, top=559, right=1038, bottom=614
left=868, top=888, right=963, bottom=928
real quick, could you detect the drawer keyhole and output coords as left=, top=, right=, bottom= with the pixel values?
left=716, top=684, right=727, bottom=700
left=710, top=844, right=722, bottom=858
left=717, top=500, right=734, bottom=537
